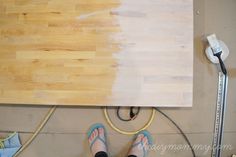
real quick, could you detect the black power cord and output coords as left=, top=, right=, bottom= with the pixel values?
left=115, top=107, right=196, bottom=157
left=214, top=51, right=227, bottom=75
left=116, top=106, right=140, bottom=121
left=155, top=107, right=196, bottom=157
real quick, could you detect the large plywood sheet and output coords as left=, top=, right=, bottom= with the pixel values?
left=0, top=0, right=193, bottom=107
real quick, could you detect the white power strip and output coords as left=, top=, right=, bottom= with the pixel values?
left=207, top=34, right=223, bottom=54
left=232, top=155, right=236, bottom=157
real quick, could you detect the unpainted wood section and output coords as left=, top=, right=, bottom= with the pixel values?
left=0, top=0, right=121, bottom=105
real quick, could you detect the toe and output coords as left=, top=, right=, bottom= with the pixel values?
left=134, top=134, right=144, bottom=143
left=142, top=136, right=149, bottom=146
left=89, top=136, right=92, bottom=142
left=89, top=130, right=95, bottom=142
left=91, top=131, right=95, bottom=139
left=98, top=128, right=105, bottom=138
left=89, top=129, right=98, bottom=142
left=94, top=129, right=99, bottom=138
left=98, top=127, right=104, bottom=134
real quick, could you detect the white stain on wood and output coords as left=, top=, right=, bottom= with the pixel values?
left=76, top=9, right=111, bottom=20
left=109, top=0, right=193, bottom=107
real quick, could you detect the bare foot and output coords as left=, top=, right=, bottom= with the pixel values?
left=88, top=127, right=107, bottom=156
left=128, top=132, right=151, bottom=157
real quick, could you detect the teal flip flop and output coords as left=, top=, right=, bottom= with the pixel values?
left=137, top=130, right=153, bottom=145
left=87, top=123, right=107, bottom=150
left=131, top=130, right=153, bottom=157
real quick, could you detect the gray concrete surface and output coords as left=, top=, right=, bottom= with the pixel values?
left=0, top=0, right=236, bottom=156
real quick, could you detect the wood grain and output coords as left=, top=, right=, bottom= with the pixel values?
left=0, top=0, right=193, bottom=107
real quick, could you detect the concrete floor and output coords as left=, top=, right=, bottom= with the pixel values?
left=0, top=0, right=236, bottom=156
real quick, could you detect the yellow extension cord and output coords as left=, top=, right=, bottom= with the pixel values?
left=13, top=105, right=57, bottom=157
left=104, top=107, right=155, bottom=135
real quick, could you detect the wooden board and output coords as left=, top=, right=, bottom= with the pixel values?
left=0, top=0, right=193, bottom=107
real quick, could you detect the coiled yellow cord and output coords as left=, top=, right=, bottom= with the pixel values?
left=104, top=107, right=155, bottom=135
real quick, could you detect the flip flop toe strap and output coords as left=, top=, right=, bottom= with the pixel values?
left=131, top=141, right=147, bottom=157
left=89, top=136, right=106, bottom=150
